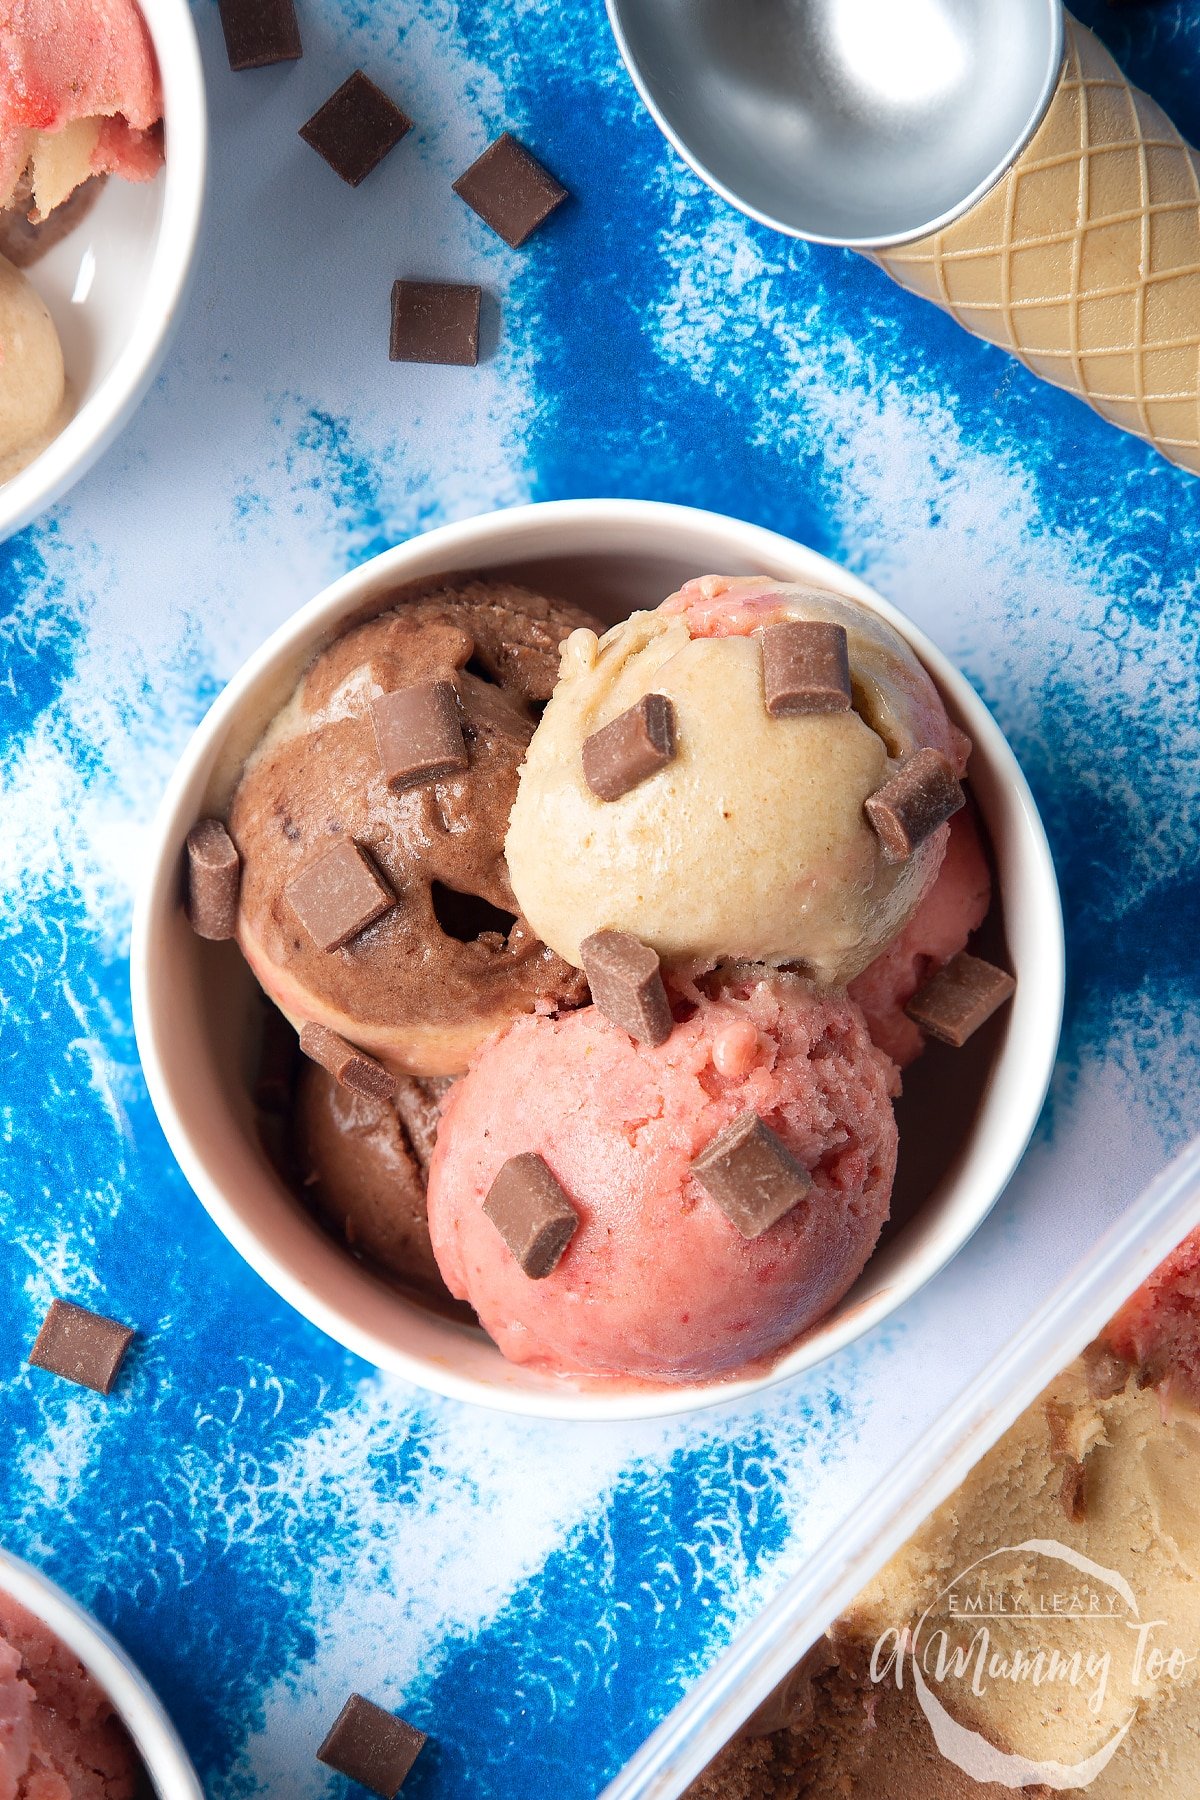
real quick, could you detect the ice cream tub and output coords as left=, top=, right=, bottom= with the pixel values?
left=602, top=1131, right=1200, bottom=1798
left=0, top=1547, right=202, bottom=1797
left=131, top=497, right=1063, bottom=1420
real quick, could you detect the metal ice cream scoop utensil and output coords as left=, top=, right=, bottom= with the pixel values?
left=607, top=0, right=1200, bottom=476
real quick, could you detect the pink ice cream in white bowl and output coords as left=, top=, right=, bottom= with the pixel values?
left=0, top=1548, right=201, bottom=1798
left=0, top=0, right=205, bottom=538
left=133, top=499, right=1064, bottom=1420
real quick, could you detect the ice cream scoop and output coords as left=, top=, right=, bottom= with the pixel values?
left=427, top=968, right=898, bottom=1384
left=228, top=581, right=599, bottom=1077
left=505, top=576, right=967, bottom=985
left=0, top=0, right=164, bottom=220
left=0, top=252, right=65, bottom=482
left=609, top=2, right=1200, bottom=477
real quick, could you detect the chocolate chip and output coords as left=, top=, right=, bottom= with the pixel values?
left=691, top=1110, right=811, bottom=1239
left=864, top=747, right=964, bottom=862
left=217, top=0, right=301, bottom=70
left=581, top=694, right=676, bottom=802
left=390, top=280, right=482, bottom=366
left=285, top=841, right=395, bottom=951
left=370, top=681, right=468, bottom=791
left=452, top=133, right=568, bottom=247
left=1060, top=1461, right=1087, bottom=1525
left=28, top=1300, right=134, bottom=1395
left=905, top=951, right=1016, bottom=1048
left=255, top=1004, right=298, bottom=1114
left=483, top=1152, right=578, bottom=1278
left=299, top=1023, right=395, bottom=1102
left=299, top=72, right=411, bottom=186
left=317, top=1694, right=426, bottom=1798
left=186, top=817, right=240, bottom=940
left=761, top=620, right=852, bottom=716
left=580, top=930, right=672, bottom=1046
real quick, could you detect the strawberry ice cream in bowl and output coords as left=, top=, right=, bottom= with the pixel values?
left=133, top=499, right=1064, bottom=1419
left=0, top=1548, right=201, bottom=1797
left=0, top=0, right=205, bottom=537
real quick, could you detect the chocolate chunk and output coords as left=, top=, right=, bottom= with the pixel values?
left=299, top=1023, right=395, bottom=1102
left=864, top=747, right=964, bottom=862
left=317, top=1693, right=426, bottom=1798
left=299, top=72, right=412, bottom=186
left=581, top=694, right=677, bottom=802
left=370, top=681, right=468, bottom=791
left=1060, top=1460, right=1088, bottom=1525
left=186, top=818, right=240, bottom=940
left=393, top=1074, right=452, bottom=1169
left=255, top=1004, right=298, bottom=1114
left=483, top=1152, right=578, bottom=1279
left=691, top=1110, right=811, bottom=1239
left=390, top=280, right=482, bottom=366
left=28, top=1300, right=134, bottom=1395
left=217, top=0, right=301, bottom=70
left=580, top=930, right=672, bottom=1046
left=905, top=951, right=1016, bottom=1048
left=761, top=620, right=852, bottom=716
left=452, top=133, right=568, bottom=247
left=286, top=841, right=395, bottom=951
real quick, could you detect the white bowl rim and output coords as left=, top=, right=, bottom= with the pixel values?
left=131, top=497, right=1065, bottom=1421
left=0, top=0, right=208, bottom=541
left=0, top=1547, right=203, bottom=1798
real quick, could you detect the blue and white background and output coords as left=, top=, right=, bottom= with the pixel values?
left=2, top=1, right=1199, bottom=1794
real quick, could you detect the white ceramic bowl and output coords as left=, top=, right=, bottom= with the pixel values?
left=131, top=499, right=1064, bottom=1421
left=0, top=1548, right=202, bottom=1797
left=0, top=0, right=206, bottom=541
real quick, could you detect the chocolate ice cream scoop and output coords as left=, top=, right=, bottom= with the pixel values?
left=293, top=1059, right=471, bottom=1316
left=228, top=581, right=598, bottom=1076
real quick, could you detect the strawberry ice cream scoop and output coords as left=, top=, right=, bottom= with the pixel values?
left=427, top=969, right=898, bottom=1384
left=505, top=576, right=969, bottom=986
left=0, top=1588, right=140, bottom=1798
left=1104, top=1227, right=1200, bottom=1413
left=848, top=806, right=991, bottom=1067
left=1, top=0, right=163, bottom=221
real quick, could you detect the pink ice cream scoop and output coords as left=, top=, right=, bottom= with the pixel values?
left=847, top=806, right=991, bottom=1067
left=427, top=969, right=899, bottom=1384
left=1104, top=1226, right=1200, bottom=1413
left=0, top=1589, right=140, bottom=1799
left=0, top=0, right=163, bottom=220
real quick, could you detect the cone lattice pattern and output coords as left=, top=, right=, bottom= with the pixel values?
left=878, top=16, right=1200, bottom=474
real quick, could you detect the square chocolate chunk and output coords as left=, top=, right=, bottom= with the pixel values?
left=691, top=1111, right=811, bottom=1239
left=29, top=1300, right=134, bottom=1395
left=905, top=952, right=1016, bottom=1048
left=483, top=1153, right=578, bottom=1279
left=299, top=1022, right=396, bottom=1102
left=581, top=693, right=677, bottom=802
left=390, top=281, right=482, bottom=366
left=217, top=0, right=302, bottom=70
left=580, top=930, right=672, bottom=1046
left=761, top=620, right=852, bottom=716
left=285, top=841, right=395, bottom=952
left=864, top=747, right=964, bottom=863
left=317, top=1693, right=426, bottom=1798
left=370, top=680, right=468, bottom=791
left=186, top=817, right=240, bottom=940
left=299, top=72, right=412, bottom=186
left=452, top=133, right=568, bottom=247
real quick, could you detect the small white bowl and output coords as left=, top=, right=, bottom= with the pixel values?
left=131, top=499, right=1064, bottom=1421
left=0, top=1548, right=202, bottom=1797
left=0, top=0, right=206, bottom=541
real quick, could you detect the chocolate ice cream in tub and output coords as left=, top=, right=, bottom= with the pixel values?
left=132, top=499, right=1062, bottom=1420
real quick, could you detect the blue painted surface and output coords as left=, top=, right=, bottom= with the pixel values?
left=1, top=2, right=1199, bottom=1794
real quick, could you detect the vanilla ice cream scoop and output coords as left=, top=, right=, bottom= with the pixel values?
left=505, top=577, right=969, bottom=985
left=0, top=254, right=65, bottom=482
